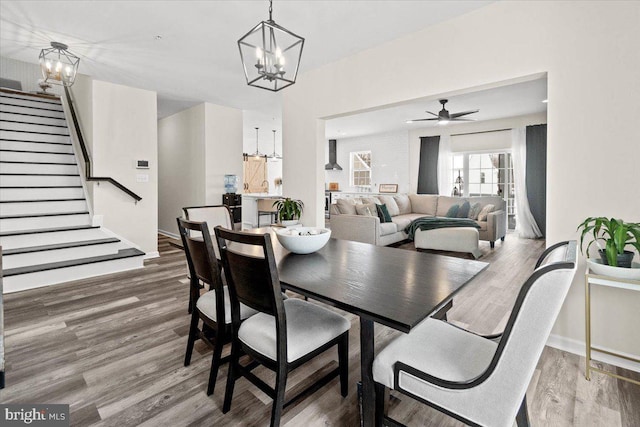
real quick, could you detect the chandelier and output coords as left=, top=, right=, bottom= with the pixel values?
left=237, top=0, right=304, bottom=92
left=39, top=42, right=80, bottom=87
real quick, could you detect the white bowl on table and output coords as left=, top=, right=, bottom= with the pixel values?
left=275, top=227, right=331, bottom=254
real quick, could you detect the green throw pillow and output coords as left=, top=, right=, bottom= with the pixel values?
left=376, top=204, right=392, bottom=223
left=445, top=204, right=460, bottom=218
left=457, top=201, right=471, bottom=218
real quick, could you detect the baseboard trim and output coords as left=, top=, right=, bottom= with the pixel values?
left=143, top=251, right=159, bottom=260
left=158, top=229, right=179, bottom=240
left=546, top=334, right=640, bottom=373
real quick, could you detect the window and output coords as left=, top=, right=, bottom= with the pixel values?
left=452, top=152, right=516, bottom=229
left=350, top=151, right=371, bottom=187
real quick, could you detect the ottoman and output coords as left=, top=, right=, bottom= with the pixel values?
left=414, top=227, right=481, bottom=259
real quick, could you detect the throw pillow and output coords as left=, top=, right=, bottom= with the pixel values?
left=378, top=195, right=400, bottom=217
left=336, top=198, right=357, bottom=215
left=477, top=204, right=495, bottom=221
left=457, top=201, right=471, bottom=218
left=376, top=204, right=392, bottom=223
left=445, top=204, right=460, bottom=218
left=355, top=203, right=377, bottom=217
left=393, top=194, right=412, bottom=215
left=468, top=202, right=482, bottom=220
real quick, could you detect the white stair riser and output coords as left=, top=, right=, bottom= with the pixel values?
left=0, top=130, right=70, bottom=144
left=0, top=200, right=87, bottom=215
left=3, top=256, right=144, bottom=293
left=0, top=150, right=76, bottom=163
left=0, top=120, right=69, bottom=135
left=0, top=187, right=85, bottom=200
left=0, top=227, right=105, bottom=249
left=0, top=104, right=66, bottom=119
left=0, top=174, right=81, bottom=186
left=0, top=213, right=90, bottom=232
left=0, top=140, right=73, bottom=153
left=1, top=111, right=67, bottom=127
left=0, top=93, right=61, bottom=102
left=0, top=162, right=79, bottom=175
left=2, top=241, right=128, bottom=269
left=0, top=96, right=62, bottom=111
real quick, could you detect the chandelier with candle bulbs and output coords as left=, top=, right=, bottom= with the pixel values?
left=39, top=42, right=80, bottom=87
left=237, top=0, right=304, bottom=92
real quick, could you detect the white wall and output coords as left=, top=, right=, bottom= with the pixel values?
left=283, top=2, right=640, bottom=356
left=157, top=104, right=206, bottom=235
left=204, top=103, right=243, bottom=204
left=324, top=130, right=410, bottom=193
left=91, top=80, right=158, bottom=254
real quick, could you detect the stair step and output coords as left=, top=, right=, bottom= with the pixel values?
left=0, top=187, right=85, bottom=200
left=1, top=111, right=67, bottom=126
left=0, top=186, right=82, bottom=189
left=0, top=162, right=79, bottom=174
left=0, top=118, right=68, bottom=128
left=0, top=93, right=61, bottom=105
left=0, top=98, right=63, bottom=112
left=3, top=238, right=121, bottom=255
left=0, top=127, right=70, bottom=137
left=1, top=121, right=70, bottom=135
left=0, top=211, right=89, bottom=219
left=0, top=174, right=81, bottom=187
left=1, top=160, right=77, bottom=165
left=0, top=224, right=99, bottom=237
left=1, top=130, right=70, bottom=144
left=0, top=148, right=75, bottom=155
left=0, top=104, right=66, bottom=119
left=0, top=138, right=72, bottom=147
left=0, top=198, right=85, bottom=203
left=3, top=248, right=145, bottom=277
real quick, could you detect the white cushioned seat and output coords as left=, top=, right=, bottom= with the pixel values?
left=391, top=213, right=429, bottom=231
left=373, top=317, right=497, bottom=390
left=196, top=287, right=258, bottom=324
left=238, top=298, right=351, bottom=362
left=379, top=222, right=398, bottom=236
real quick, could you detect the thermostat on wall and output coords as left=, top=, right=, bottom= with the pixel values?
left=136, top=160, right=150, bottom=169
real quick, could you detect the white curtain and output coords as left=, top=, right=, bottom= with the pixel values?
left=512, top=128, right=542, bottom=239
left=437, top=134, right=452, bottom=195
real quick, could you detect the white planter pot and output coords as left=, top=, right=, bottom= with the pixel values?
left=587, top=258, right=640, bottom=280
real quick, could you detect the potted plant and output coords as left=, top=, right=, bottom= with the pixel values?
left=273, top=198, right=304, bottom=226
left=577, top=217, right=640, bottom=268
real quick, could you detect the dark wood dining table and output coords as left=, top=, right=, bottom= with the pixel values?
left=246, top=228, right=489, bottom=426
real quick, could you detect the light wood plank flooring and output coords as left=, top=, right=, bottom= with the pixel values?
left=1, top=233, right=638, bottom=426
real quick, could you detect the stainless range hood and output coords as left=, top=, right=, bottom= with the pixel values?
left=324, top=139, right=343, bottom=170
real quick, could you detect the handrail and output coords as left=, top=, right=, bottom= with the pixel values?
left=62, top=86, right=142, bottom=202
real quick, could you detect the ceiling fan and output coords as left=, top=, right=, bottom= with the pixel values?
left=408, top=99, right=479, bottom=125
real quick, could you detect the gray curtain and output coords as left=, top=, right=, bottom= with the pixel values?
left=417, top=136, right=440, bottom=194
left=526, top=124, right=547, bottom=236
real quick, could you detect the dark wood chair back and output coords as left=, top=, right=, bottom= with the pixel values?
left=177, top=218, right=223, bottom=290
left=214, top=227, right=284, bottom=319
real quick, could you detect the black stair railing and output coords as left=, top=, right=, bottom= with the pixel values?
left=63, top=86, right=142, bottom=203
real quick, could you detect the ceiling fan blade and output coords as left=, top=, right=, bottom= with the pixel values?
left=450, top=109, right=479, bottom=118
left=425, top=111, right=439, bottom=117
left=450, top=117, right=476, bottom=121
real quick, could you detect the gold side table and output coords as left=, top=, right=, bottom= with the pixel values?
left=585, top=269, right=640, bottom=385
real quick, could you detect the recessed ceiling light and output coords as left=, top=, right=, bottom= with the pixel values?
left=154, top=35, right=163, bottom=41
left=542, top=99, right=548, bottom=103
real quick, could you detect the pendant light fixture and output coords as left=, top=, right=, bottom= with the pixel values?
left=237, top=0, right=304, bottom=92
left=268, top=129, right=282, bottom=159
left=251, top=127, right=266, bottom=158
left=39, top=42, right=80, bottom=87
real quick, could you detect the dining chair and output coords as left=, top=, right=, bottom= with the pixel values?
left=182, top=205, right=233, bottom=313
left=177, top=218, right=257, bottom=396
left=257, top=197, right=280, bottom=226
left=214, top=226, right=351, bottom=427
left=372, top=240, right=578, bottom=427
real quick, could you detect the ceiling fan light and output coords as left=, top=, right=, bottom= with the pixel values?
left=438, top=120, right=449, bottom=125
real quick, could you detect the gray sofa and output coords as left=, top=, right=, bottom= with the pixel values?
left=330, top=194, right=507, bottom=248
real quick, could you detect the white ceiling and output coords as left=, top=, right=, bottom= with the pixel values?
left=0, top=0, right=492, bottom=122
left=325, top=77, right=548, bottom=139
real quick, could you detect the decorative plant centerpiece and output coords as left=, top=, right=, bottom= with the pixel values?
left=273, top=198, right=304, bottom=226
left=577, top=217, right=640, bottom=279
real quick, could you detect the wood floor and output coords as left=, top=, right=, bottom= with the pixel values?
left=1, top=233, right=638, bottom=426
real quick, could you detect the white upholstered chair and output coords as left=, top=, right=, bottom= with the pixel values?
left=214, top=226, right=350, bottom=427
left=372, top=241, right=578, bottom=427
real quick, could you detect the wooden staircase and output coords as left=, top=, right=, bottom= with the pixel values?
left=0, top=90, right=144, bottom=293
